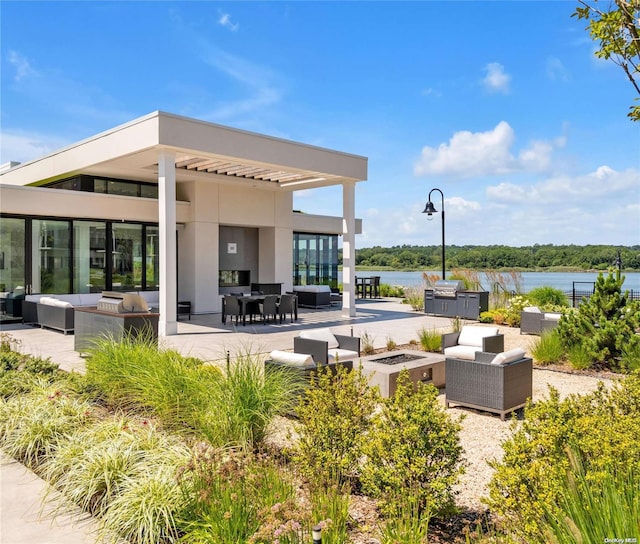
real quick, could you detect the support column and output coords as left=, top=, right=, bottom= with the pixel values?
left=158, top=151, right=177, bottom=335
left=342, top=181, right=356, bottom=317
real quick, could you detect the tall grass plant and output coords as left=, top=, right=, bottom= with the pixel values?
left=530, top=330, right=565, bottom=365
left=417, top=326, right=441, bottom=352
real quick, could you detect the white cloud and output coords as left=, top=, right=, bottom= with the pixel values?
left=446, top=196, right=482, bottom=215
left=414, top=122, right=566, bottom=178
left=218, top=12, right=239, bottom=32
left=414, top=121, right=515, bottom=177
left=482, top=62, right=511, bottom=94
left=196, top=42, right=284, bottom=122
left=0, top=130, right=68, bottom=164
left=546, top=56, right=570, bottom=82
left=7, top=50, right=37, bottom=81
left=486, top=166, right=640, bottom=207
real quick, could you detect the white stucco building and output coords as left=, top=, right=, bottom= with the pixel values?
left=0, top=111, right=367, bottom=334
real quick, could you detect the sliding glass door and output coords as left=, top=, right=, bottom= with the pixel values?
left=0, top=217, right=26, bottom=293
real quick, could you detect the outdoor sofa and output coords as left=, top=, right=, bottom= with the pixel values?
left=264, top=350, right=353, bottom=381
left=294, top=327, right=360, bottom=365
left=441, top=325, right=504, bottom=361
left=445, top=348, right=533, bottom=420
left=292, top=285, right=332, bottom=308
left=520, top=306, right=562, bottom=335
left=23, top=291, right=159, bottom=334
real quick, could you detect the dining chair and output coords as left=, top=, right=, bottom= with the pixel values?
left=277, top=293, right=296, bottom=323
left=223, top=295, right=242, bottom=325
left=258, top=294, right=278, bottom=323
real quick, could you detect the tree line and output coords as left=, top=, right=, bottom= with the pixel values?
left=343, top=244, right=640, bottom=271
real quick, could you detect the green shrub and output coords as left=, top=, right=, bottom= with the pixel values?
left=526, top=286, right=569, bottom=308
left=85, top=332, right=219, bottom=429
left=486, top=373, right=640, bottom=542
left=201, top=350, right=304, bottom=449
left=179, top=446, right=300, bottom=544
left=100, top=462, right=186, bottom=544
left=0, top=350, right=24, bottom=373
left=504, top=295, right=531, bottom=327
left=530, top=329, right=565, bottom=365
left=490, top=308, right=507, bottom=325
left=403, top=286, right=424, bottom=311
left=292, top=365, right=380, bottom=489
left=557, top=271, right=640, bottom=371
left=361, top=371, right=464, bottom=520
left=379, top=283, right=405, bottom=298
left=0, top=386, right=94, bottom=468
left=310, top=483, right=350, bottom=544
left=361, top=331, right=375, bottom=355
left=450, top=316, right=462, bottom=333
left=478, top=311, right=494, bottom=323
left=417, top=326, right=441, bottom=352
left=0, top=332, right=21, bottom=353
left=540, top=448, right=640, bottom=544
left=620, top=341, right=640, bottom=373
left=385, top=335, right=397, bottom=351
left=567, top=343, right=592, bottom=370
left=43, top=416, right=190, bottom=519
left=378, top=494, right=430, bottom=544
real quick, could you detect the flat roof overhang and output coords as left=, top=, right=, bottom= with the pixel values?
left=0, top=111, right=368, bottom=191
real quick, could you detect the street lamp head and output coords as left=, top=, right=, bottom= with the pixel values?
left=422, top=200, right=438, bottom=220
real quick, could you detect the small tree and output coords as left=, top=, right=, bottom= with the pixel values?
left=557, top=270, right=640, bottom=370
left=573, top=0, right=640, bottom=121
left=292, top=365, right=380, bottom=490
left=361, top=371, right=465, bottom=519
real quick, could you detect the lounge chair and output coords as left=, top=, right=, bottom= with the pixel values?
left=445, top=349, right=533, bottom=420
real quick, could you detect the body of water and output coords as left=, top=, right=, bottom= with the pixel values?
left=339, top=270, right=640, bottom=293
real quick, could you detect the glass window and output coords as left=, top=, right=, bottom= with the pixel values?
left=94, top=178, right=107, bottom=193
left=293, top=233, right=338, bottom=287
left=32, top=219, right=71, bottom=294
left=145, top=226, right=159, bottom=290
left=0, top=217, right=26, bottom=293
left=140, top=184, right=158, bottom=199
left=112, top=224, right=143, bottom=291
left=108, top=180, right=139, bottom=197
left=74, top=221, right=106, bottom=293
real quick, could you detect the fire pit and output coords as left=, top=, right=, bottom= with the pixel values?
left=359, top=350, right=445, bottom=397
left=368, top=353, right=424, bottom=365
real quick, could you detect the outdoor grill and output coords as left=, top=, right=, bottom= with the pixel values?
left=433, top=280, right=465, bottom=298
left=97, top=292, right=149, bottom=313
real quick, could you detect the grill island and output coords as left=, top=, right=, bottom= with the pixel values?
left=75, top=292, right=159, bottom=353
left=424, top=280, right=489, bottom=320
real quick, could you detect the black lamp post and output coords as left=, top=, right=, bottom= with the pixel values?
left=422, top=188, right=446, bottom=280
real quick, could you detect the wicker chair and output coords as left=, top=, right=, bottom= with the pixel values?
left=222, top=295, right=242, bottom=325
left=445, top=351, right=533, bottom=420
left=258, top=294, right=278, bottom=323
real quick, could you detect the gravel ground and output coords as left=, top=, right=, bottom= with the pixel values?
left=446, top=325, right=619, bottom=511
left=268, top=325, right=621, bottom=516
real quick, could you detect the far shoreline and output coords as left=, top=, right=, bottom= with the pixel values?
left=346, top=266, right=640, bottom=273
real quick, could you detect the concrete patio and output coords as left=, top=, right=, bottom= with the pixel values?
left=1, top=298, right=591, bottom=543
left=0, top=298, right=454, bottom=373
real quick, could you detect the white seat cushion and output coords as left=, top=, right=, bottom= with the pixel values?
left=444, top=345, right=479, bottom=360
left=268, top=350, right=315, bottom=367
left=299, top=328, right=339, bottom=349
left=523, top=306, right=542, bottom=313
left=327, top=348, right=359, bottom=363
left=490, top=348, right=527, bottom=365
left=457, top=326, right=499, bottom=347
left=543, top=312, right=562, bottom=321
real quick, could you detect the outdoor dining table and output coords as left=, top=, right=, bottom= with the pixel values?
left=221, top=294, right=298, bottom=325
left=355, top=276, right=376, bottom=298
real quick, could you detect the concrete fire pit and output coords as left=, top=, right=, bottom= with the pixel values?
left=359, top=350, right=445, bottom=397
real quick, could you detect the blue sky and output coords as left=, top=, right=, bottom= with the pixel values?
left=2, top=1, right=639, bottom=248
